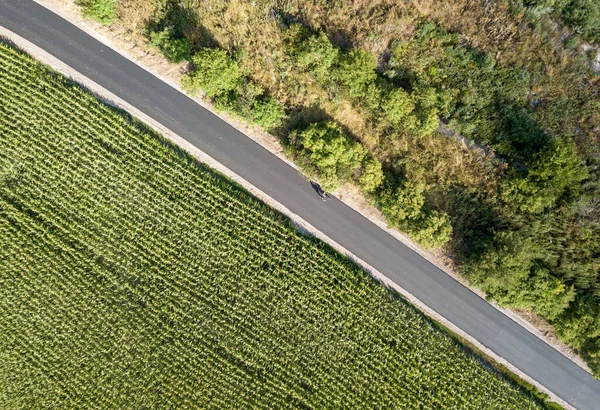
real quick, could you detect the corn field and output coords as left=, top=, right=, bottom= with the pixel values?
left=0, top=42, right=540, bottom=409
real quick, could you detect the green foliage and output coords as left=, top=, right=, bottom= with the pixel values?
left=502, top=138, right=588, bottom=214
left=529, top=0, right=600, bottom=42
left=334, top=49, right=378, bottom=98
left=183, top=48, right=243, bottom=98
left=149, top=27, right=193, bottom=63
left=495, top=265, right=576, bottom=320
left=251, top=95, right=287, bottom=130
left=581, top=339, right=600, bottom=376
left=562, top=0, right=600, bottom=42
left=359, top=155, right=384, bottom=193
left=213, top=80, right=263, bottom=114
left=376, top=180, right=451, bottom=248
left=388, top=23, right=534, bottom=156
left=78, top=0, right=117, bottom=24
left=183, top=47, right=285, bottom=131
left=288, top=28, right=339, bottom=80
left=377, top=180, right=426, bottom=226
left=381, top=88, right=417, bottom=126
left=284, top=23, right=442, bottom=139
left=299, top=121, right=367, bottom=191
left=407, top=209, right=453, bottom=249
left=0, top=43, right=541, bottom=409
left=466, top=230, right=538, bottom=294
left=554, top=297, right=600, bottom=349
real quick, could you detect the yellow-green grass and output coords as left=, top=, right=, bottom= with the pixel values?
left=0, top=42, right=540, bottom=409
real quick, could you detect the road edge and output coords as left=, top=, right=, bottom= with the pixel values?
left=0, top=21, right=572, bottom=410
left=33, top=0, right=593, bottom=377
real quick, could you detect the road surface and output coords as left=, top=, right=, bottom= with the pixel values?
left=1, top=1, right=600, bottom=408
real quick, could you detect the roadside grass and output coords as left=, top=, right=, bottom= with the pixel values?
left=0, top=41, right=552, bottom=408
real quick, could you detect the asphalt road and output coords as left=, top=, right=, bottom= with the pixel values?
left=2, top=1, right=600, bottom=408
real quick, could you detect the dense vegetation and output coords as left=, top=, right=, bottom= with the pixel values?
left=523, top=0, right=600, bottom=43
left=98, top=0, right=600, bottom=375
left=0, top=42, right=546, bottom=408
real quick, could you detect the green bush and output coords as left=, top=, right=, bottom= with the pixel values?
left=376, top=179, right=451, bottom=249
left=290, top=29, right=339, bottom=80
left=562, top=0, right=600, bottom=42
left=465, top=230, right=538, bottom=295
left=181, top=46, right=285, bottom=131
left=251, top=96, right=287, bottom=130
left=377, top=180, right=426, bottom=227
left=495, top=265, right=576, bottom=320
left=581, top=339, right=600, bottom=376
left=149, top=28, right=193, bottom=63
left=213, top=81, right=263, bottom=117
left=501, top=138, right=588, bottom=214
left=183, top=48, right=243, bottom=98
left=554, top=297, right=600, bottom=349
left=407, top=209, right=453, bottom=249
left=78, top=0, right=117, bottom=24
left=388, top=23, right=532, bottom=155
left=299, top=121, right=367, bottom=191
left=334, top=49, right=378, bottom=99
left=359, top=155, right=384, bottom=193
left=381, top=88, right=416, bottom=126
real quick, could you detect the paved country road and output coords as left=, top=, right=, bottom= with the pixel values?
left=2, top=1, right=600, bottom=408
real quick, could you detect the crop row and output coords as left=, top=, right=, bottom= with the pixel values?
left=0, top=42, right=540, bottom=409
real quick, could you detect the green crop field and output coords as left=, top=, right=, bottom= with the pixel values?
left=0, top=42, right=540, bottom=409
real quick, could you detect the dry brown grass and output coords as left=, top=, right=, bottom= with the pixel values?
left=108, top=0, right=599, bottom=158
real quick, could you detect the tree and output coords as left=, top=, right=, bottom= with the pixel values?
left=290, top=30, right=339, bottom=80
left=381, top=88, right=416, bottom=126
left=562, top=0, right=600, bottom=42
left=252, top=96, right=287, bottom=130
left=299, top=122, right=367, bottom=191
left=502, top=138, right=588, bottom=214
left=407, top=209, right=453, bottom=249
left=334, top=49, right=378, bottom=99
left=465, top=230, right=538, bottom=295
left=183, top=48, right=243, bottom=98
left=495, top=265, right=576, bottom=320
left=359, top=155, right=384, bottom=193
left=412, top=86, right=440, bottom=136
left=376, top=180, right=426, bottom=226
left=554, top=297, right=600, bottom=349
left=149, top=28, right=193, bottom=63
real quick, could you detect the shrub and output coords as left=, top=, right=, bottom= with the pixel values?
left=149, top=28, right=193, bottom=63
left=290, top=30, right=339, bottom=80
left=495, top=265, right=576, bottom=320
left=407, top=209, right=453, bottom=249
left=554, top=297, right=600, bottom=349
left=213, top=81, right=263, bottom=117
left=252, top=96, right=287, bottom=130
left=562, top=0, right=600, bottom=42
left=334, top=49, right=378, bottom=99
left=183, top=48, right=242, bottom=98
left=465, top=230, right=538, bottom=295
left=359, top=156, right=384, bottom=193
left=381, top=88, right=416, bottom=126
left=377, top=180, right=426, bottom=226
left=78, top=0, right=117, bottom=24
left=502, top=138, right=588, bottom=214
left=299, top=122, right=367, bottom=191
